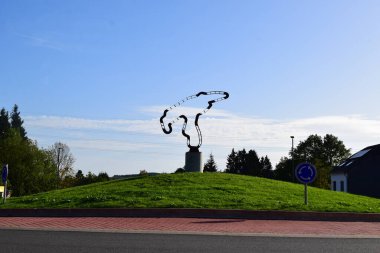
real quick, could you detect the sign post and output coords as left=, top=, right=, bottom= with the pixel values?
left=295, top=163, right=317, bottom=205
left=2, top=164, right=8, bottom=204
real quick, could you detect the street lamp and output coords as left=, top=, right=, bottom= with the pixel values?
left=57, top=146, right=63, bottom=189
left=290, top=136, right=294, bottom=182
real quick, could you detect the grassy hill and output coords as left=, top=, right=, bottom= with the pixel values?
left=2, top=173, right=380, bottom=212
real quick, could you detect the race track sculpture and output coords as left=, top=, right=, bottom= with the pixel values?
left=160, top=91, right=229, bottom=172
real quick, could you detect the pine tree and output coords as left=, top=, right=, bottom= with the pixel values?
left=245, top=149, right=261, bottom=176
left=204, top=153, right=217, bottom=172
left=260, top=155, right=273, bottom=178
left=0, top=108, right=11, bottom=139
left=10, top=105, right=27, bottom=140
left=225, top=148, right=238, bottom=173
left=236, top=149, right=247, bottom=174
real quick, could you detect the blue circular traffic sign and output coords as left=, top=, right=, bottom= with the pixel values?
left=295, top=163, right=317, bottom=184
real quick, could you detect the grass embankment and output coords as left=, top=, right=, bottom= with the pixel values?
left=2, top=173, right=380, bottom=212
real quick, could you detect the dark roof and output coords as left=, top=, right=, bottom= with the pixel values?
left=331, top=144, right=380, bottom=174
left=332, top=166, right=348, bottom=174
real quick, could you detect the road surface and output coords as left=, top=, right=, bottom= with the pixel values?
left=1, top=229, right=380, bottom=253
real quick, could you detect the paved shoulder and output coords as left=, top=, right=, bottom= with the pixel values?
left=1, top=217, right=380, bottom=238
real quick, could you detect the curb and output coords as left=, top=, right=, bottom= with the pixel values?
left=1, top=208, right=380, bottom=222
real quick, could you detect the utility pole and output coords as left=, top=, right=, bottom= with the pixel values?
left=291, top=136, right=295, bottom=182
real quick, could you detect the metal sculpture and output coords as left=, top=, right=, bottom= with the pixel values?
left=160, top=91, right=229, bottom=152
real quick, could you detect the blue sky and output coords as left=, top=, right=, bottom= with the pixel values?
left=1, top=1, right=380, bottom=175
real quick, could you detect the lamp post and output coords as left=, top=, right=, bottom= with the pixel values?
left=2, top=164, right=8, bottom=203
left=57, top=147, right=63, bottom=189
left=290, top=136, right=294, bottom=182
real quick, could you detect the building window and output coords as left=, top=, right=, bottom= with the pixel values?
left=333, top=181, right=336, bottom=191
left=340, top=181, right=344, bottom=192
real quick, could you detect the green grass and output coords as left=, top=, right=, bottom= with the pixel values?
left=2, top=173, right=380, bottom=213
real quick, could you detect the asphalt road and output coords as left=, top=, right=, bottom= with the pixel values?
left=1, top=230, right=380, bottom=253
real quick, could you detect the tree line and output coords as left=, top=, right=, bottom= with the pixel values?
left=0, top=105, right=109, bottom=196
left=202, top=134, right=351, bottom=189
left=0, top=105, right=56, bottom=196
left=202, top=149, right=273, bottom=178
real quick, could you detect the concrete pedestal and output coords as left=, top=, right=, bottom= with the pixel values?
left=185, top=151, right=203, bottom=172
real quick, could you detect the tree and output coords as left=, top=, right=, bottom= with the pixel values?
left=10, top=105, right=27, bottom=140
left=225, top=149, right=238, bottom=173
left=84, top=171, right=97, bottom=184
left=0, top=129, right=56, bottom=196
left=236, top=149, right=247, bottom=174
left=321, top=134, right=351, bottom=166
left=47, top=142, right=75, bottom=185
left=97, top=172, right=110, bottom=182
left=293, top=134, right=323, bottom=162
left=204, top=153, right=217, bottom=172
left=274, top=157, right=293, bottom=182
left=0, top=108, right=10, bottom=140
left=60, top=175, right=76, bottom=188
left=244, top=149, right=261, bottom=176
left=260, top=155, right=274, bottom=178
left=75, top=170, right=85, bottom=185
left=312, top=158, right=331, bottom=189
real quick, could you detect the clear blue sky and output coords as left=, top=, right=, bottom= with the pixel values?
left=1, top=1, right=380, bottom=175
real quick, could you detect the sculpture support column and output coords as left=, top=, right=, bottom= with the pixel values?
left=185, top=151, right=202, bottom=172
